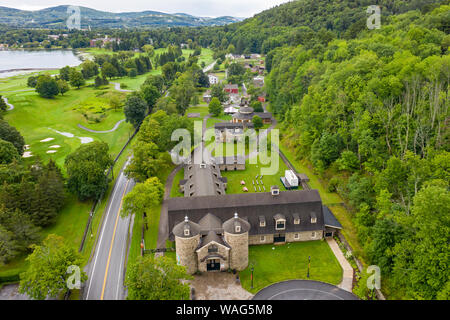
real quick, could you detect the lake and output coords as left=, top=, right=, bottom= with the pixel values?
left=0, top=50, right=82, bottom=78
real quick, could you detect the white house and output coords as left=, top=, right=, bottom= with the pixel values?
left=208, top=74, right=219, bottom=85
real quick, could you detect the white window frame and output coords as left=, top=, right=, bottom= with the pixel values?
left=260, top=236, right=265, bottom=242
left=260, top=220, right=266, bottom=227
left=294, top=233, right=300, bottom=240
left=275, top=219, right=286, bottom=231
left=311, top=217, right=317, bottom=224
left=235, top=225, right=241, bottom=233
left=294, top=218, right=300, bottom=225
left=184, top=229, right=190, bottom=237
left=311, top=231, right=316, bottom=239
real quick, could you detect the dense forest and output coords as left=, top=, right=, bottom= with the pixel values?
left=265, top=4, right=449, bottom=299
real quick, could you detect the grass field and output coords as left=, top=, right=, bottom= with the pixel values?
left=240, top=241, right=343, bottom=294
left=2, top=83, right=133, bottom=169
left=170, top=168, right=185, bottom=198
left=125, top=164, right=175, bottom=278
left=221, top=155, right=290, bottom=195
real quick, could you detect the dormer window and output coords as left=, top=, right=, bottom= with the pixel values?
left=310, top=212, right=317, bottom=224
left=293, top=214, right=300, bottom=225
left=276, top=220, right=285, bottom=230
left=274, top=214, right=286, bottom=231
left=259, top=216, right=266, bottom=227
left=208, top=245, right=218, bottom=253
left=235, top=225, right=241, bottom=233
left=184, top=229, right=190, bottom=236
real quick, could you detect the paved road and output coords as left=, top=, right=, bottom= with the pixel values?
left=78, top=119, right=125, bottom=133
left=203, top=60, right=217, bottom=73
left=253, top=280, right=358, bottom=300
left=84, top=160, right=135, bottom=300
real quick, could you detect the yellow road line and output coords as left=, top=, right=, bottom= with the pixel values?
left=100, top=180, right=130, bottom=300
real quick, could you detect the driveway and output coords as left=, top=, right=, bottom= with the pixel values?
left=190, top=272, right=253, bottom=300
left=253, top=280, right=358, bottom=300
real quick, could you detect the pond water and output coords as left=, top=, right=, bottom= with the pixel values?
left=0, top=50, right=82, bottom=78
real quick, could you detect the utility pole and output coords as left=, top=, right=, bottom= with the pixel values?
left=251, top=267, right=254, bottom=289
left=307, top=256, right=311, bottom=278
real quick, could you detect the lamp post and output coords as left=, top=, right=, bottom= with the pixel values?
left=307, top=256, right=311, bottom=278
left=251, top=267, right=254, bottom=289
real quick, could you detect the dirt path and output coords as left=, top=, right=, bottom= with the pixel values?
left=77, top=119, right=125, bottom=133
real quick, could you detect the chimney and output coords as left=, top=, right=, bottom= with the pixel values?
left=271, top=186, right=280, bottom=196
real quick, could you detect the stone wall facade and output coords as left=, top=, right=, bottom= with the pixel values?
left=249, top=230, right=323, bottom=245
left=196, top=242, right=230, bottom=272
left=224, top=232, right=249, bottom=271
left=175, top=234, right=201, bottom=274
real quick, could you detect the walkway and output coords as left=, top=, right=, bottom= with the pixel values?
left=111, top=82, right=133, bottom=93
left=326, top=238, right=354, bottom=292
left=77, top=119, right=125, bottom=133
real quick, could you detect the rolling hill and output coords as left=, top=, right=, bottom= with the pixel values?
left=0, top=5, right=243, bottom=29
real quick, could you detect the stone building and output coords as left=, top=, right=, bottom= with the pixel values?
left=232, top=106, right=272, bottom=125
left=214, top=122, right=254, bottom=143
left=168, top=187, right=342, bottom=274
left=173, top=213, right=250, bottom=273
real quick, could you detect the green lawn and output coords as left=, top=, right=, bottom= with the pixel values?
left=221, top=154, right=290, bottom=195
left=186, top=105, right=210, bottom=119
left=240, top=241, right=343, bottom=294
left=126, top=165, right=175, bottom=275
left=2, top=83, right=133, bottom=169
left=205, top=114, right=232, bottom=128
left=117, top=68, right=162, bottom=91
left=170, top=168, right=185, bottom=198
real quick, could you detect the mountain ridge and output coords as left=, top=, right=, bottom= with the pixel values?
left=0, top=5, right=243, bottom=29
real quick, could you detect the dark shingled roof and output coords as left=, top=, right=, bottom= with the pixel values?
left=172, top=218, right=201, bottom=238
left=239, top=106, right=254, bottom=114
left=198, top=213, right=223, bottom=234
left=223, top=214, right=251, bottom=235
left=197, top=230, right=230, bottom=249
left=168, top=190, right=325, bottom=238
left=215, top=122, right=245, bottom=129
left=323, top=205, right=343, bottom=229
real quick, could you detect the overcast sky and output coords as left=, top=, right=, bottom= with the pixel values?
left=1, top=0, right=293, bottom=18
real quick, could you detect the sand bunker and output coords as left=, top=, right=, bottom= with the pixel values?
left=49, top=128, right=93, bottom=144
left=46, top=150, right=57, bottom=154
left=23, top=152, right=33, bottom=158
left=49, top=145, right=61, bottom=149
left=50, top=129, right=75, bottom=138
left=79, top=137, right=94, bottom=144
left=40, top=138, right=55, bottom=143
left=24, top=145, right=30, bottom=150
